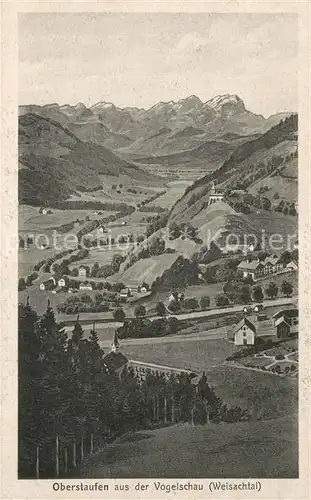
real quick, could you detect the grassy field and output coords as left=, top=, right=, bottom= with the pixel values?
left=117, top=253, right=180, bottom=287
left=144, top=180, right=192, bottom=209
left=18, top=204, right=119, bottom=277
left=79, top=415, right=298, bottom=478
left=68, top=245, right=132, bottom=270
left=19, top=204, right=114, bottom=232
left=121, top=338, right=236, bottom=373
left=205, top=364, right=298, bottom=420
left=70, top=175, right=165, bottom=207
left=19, top=247, right=57, bottom=277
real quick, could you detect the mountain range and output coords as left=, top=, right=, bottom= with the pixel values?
left=18, top=95, right=296, bottom=206
left=19, top=95, right=293, bottom=163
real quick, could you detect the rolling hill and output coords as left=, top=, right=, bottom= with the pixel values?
left=18, top=113, right=162, bottom=205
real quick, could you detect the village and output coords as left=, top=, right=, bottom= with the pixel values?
left=18, top=179, right=299, bottom=388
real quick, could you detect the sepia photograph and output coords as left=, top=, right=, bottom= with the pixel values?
left=17, top=11, right=299, bottom=481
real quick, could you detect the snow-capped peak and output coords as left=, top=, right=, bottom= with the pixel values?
left=205, top=94, right=245, bottom=115
left=91, top=101, right=115, bottom=110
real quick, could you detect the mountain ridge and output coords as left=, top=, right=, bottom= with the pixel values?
left=19, top=95, right=294, bottom=160
left=19, top=113, right=162, bottom=205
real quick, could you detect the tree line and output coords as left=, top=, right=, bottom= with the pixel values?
left=19, top=302, right=250, bottom=478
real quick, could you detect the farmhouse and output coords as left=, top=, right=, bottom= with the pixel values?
left=58, top=277, right=69, bottom=288
left=237, top=259, right=265, bottom=280
left=229, top=308, right=298, bottom=345
left=39, top=277, right=56, bottom=291
left=285, top=260, right=298, bottom=272
left=78, top=266, right=87, bottom=278
left=168, top=291, right=184, bottom=303
left=237, top=255, right=288, bottom=280
left=79, top=283, right=93, bottom=291
left=120, top=287, right=131, bottom=298
left=228, top=317, right=256, bottom=346
left=272, top=308, right=298, bottom=338
left=208, top=181, right=225, bottom=205
left=261, top=256, right=284, bottom=275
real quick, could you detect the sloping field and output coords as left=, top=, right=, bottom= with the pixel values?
left=79, top=415, right=298, bottom=478
left=196, top=209, right=297, bottom=252
left=117, top=253, right=181, bottom=286
left=205, top=364, right=298, bottom=420
left=144, top=180, right=192, bottom=209
left=121, top=338, right=236, bottom=373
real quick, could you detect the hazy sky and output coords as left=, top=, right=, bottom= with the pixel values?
left=19, top=13, right=297, bottom=117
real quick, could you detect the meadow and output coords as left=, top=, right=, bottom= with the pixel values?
left=116, top=253, right=180, bottom=287
left=121, top=337, right=236, bottom=373
left=79, top=415, right=298, bottom=478
left=19, top=204, right=114, bottom=232
left=144, top=180, right=192, bottom=209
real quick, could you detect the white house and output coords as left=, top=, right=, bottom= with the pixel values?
left=58, top=277, right=68, bottom=287
left=78, top=266, right=87, bottom=278
left=168, top=291, right=180, bottom=303
left=42, top=209, right=48, bottom=215
left=79, top=283, right=93, bottom=291
left=39, top=277, right=56, bottom=291
left=120, top=288, right=131, bottom=298
left=228, top=317, right=256, bottom=346
left=286, top=260, right=298, bottom=272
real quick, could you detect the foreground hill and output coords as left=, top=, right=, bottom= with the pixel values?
left=79, top=415, right=298, bottom=478
left=18, top=113, right=161, bottom=205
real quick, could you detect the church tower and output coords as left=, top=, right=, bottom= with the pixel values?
left=111, top=331, right=120, bottom=352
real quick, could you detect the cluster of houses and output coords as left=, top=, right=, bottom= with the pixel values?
left=228, top=306, right=299, bottom=346
left=237, top=255, right=298, bottom=281
left=39, top=276, right=70, bottom=293
left=208, top=183, right=249, bottom=207
left=39, top=270, right=150, bottom=297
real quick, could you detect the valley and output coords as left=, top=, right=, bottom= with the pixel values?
left=18, top=94, right=299, bottom=480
